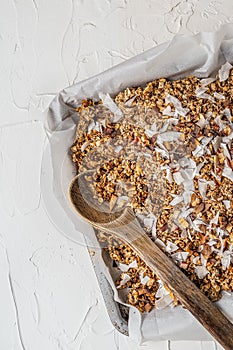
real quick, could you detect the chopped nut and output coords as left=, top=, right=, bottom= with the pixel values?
left=195, top=203, right=205, bottom=214
left=178, top=217, right=189, bottom=228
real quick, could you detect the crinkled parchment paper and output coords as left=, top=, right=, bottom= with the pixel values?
left=45, top=24, right=233, bottom=342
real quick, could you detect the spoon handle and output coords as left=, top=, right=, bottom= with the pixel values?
left=129, top=233, right=233, bottom=349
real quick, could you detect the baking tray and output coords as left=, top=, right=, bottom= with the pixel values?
left=85, top=232, right=129, bottom=336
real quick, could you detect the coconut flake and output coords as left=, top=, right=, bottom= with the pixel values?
left=195, top=265, right=209, bottom=279
left=96, top=122, right=102, bottom=132
left=169, top=195, right=183, bottom=206
left=99, top=92, right=123, bottom=122
left=216, top=227, right=226, bottom=238
left=154, top=146, right=169, bottom=159
left=214, top=92, right=225, bottom=100
left=145, top=122, right=157, bottom=138
left=168, top=118, right=179, bottom=126
left=212, top=136, right=222, bottom=152
left=151, top=218, right=157, bottom=239
left=100, top=119, right=106, bottom=128
left=188, top=218, right=206, bottom=232
left=87, top=121, right=102, bottom=133
left=165, top=94, right=189, bottom=117
left=206, top=111, right=213, bottom=120
left=156, top=281, right=169, bottom=298
left=222, top=131, right=233, bottom=145
left=114, top=145, right=123, bottom=153
left=209, top=211, right=219, bottom=227
left=159, top=122, right=170, bottom=134
left=141, top=213, right=158, bottom=237
left=195, top=87, right=215, bottom=102
left=157, top=131, right=181, bottom=143
left=173, top=171, right=184, bottom=185
left=196, top=114, right=208, bottom=128
left=211, top=171, right=221, bottom=181
left=192, top=137, right=212, bottom=157
left=207, top=238, right=218, bottom=247
left=139, top=271, right=150, bottom=285
left=223, top=200, right=231, bottom=210
left=198, top=179, right=215, bottom=199
left=109, top=194, right=118, bottom=211
left=214, top=115, right=227, bottom=131
left=161, top=165, right=173, bottom=183
left=182, top=189, right=194, bottom=205
left=155, top=238, right=166, bottom=249
left=162, top=105, right=176, bottom=117
left=80, top=140, right=91, bottom=152
left=222, top=160, right=233, bottom=182
left=117, top=273, right=131, bottom=288
left=187, top=229, right=192, bottom=241
left=155, top=281, right=173, bottom=309
left=218, top=62, right=233, bottom=82
left=178, top=157, right=189, bottom=168
left=195, top=86, right=207, bottom=97
left=192, top=144, right=204, bottom=157
left=221, top=250, right=232, bottom=270
left=118, top=260, right=138, bottom=272
left=213, top=236, right=225, bottom=256
left=125, top=95, right=137, bottom=106
left=143, top=213, right=157, bottom=230
left=200, top=77, right=216, bottom=86
left=179, top=207, right=194, bottom=219
left=87, top=120, right=96, bottom=133
left=144, top=218, right=154, bottom=229
left=166, top=241, right=179, bottom=254
left=195, top=162, right=204, bottom=176
left=221, top=143, right=231, bottom=160
left=223, top=108, right=232, bottom=122
left=171, top=251, right=189, bottom=263
left=192, top=256, right=199, bottom=264
left=200, top=93, right=215, bottom=102
left=145, top=130, right=156, bottom=138
left=183, top=185, right=195, bottom=199
left=155, top=294, right=173, bottom=309
left=201, top=136, right=213, bottom=147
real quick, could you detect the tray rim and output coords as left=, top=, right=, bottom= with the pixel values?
left=84, top=232, right=129, bottom=336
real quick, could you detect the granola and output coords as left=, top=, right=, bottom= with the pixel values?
left=70, top=63, right=233, bottom=313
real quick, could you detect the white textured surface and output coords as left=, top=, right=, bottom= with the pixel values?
left=1, top=0, right=232, bottom=349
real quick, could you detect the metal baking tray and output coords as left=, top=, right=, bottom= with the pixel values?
left=85, top=232, right=129, bottom=336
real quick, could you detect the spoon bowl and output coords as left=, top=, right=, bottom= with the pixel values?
left=69, top=171, right=123, bottom=223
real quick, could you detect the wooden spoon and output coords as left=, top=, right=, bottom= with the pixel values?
left=69, top=172, right=233, bottom=350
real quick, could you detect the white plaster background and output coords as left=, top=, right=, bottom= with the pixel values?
left=1, top=0, right=233, bottom=349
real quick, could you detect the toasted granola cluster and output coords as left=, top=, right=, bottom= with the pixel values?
left=71, top=63, right=233, bottom=312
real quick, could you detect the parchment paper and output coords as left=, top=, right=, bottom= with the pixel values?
left=45, top=24, right=233, bottom=343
